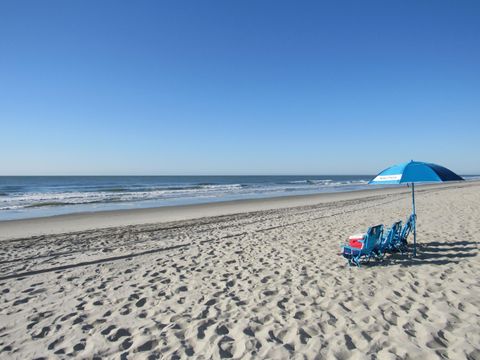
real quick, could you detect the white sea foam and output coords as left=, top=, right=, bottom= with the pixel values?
left=0, top=183, right=253, bottom=209
left=0, top=178, right=374, bottom=217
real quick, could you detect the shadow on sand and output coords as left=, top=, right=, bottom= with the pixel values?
left=370, top=240, right=478, bottom=267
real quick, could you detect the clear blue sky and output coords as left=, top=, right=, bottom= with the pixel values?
left=1, top=1, right=479, bottom=175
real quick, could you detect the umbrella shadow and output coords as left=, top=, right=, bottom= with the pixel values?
left=399, top=240, right=478, bottom=266
left=368, top=240, right=478, bottom=267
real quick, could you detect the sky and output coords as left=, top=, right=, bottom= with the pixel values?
left=1, top=0, right=479, bottom=175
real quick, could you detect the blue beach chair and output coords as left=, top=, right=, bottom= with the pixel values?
left=393, top=214, right=415, bottom=253
left=342, top=224, right=384, bottom=266
left=375, top=221, right=402, bottom=259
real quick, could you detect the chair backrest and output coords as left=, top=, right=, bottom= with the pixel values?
left=392, top=221, right=402, bottom=236
left=400, top=214, right=415, bottom=240
left=381, top=221, right=402, bottom=249
left=364, top=224, right=383, bottom=250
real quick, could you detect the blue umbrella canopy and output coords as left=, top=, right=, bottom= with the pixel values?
left=369, top=161, right=464, bottom=256
left=369, top=161, right=464, bottom=185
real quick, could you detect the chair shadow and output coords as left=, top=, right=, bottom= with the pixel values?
left=370, top=240, right=478, bottom=267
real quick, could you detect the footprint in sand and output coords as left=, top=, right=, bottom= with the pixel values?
left=277, top=298, right=288, bottom=310
left=101, top=325, right=116, bottom=335
left=205, top=299, right=216, bottom=306
left=54, top=348, right=66, bottom=355
left=215, top=325, right=229, bottom=335
left=137, top=339, right=157, bottom=352
left=73, top=338, right=86, bottom=352
left=177, top=286, right=188, bottom=293
left=48, top=336, right=64, bottom=351
left=298, top=328, right=311, bottom=344
left=294, top=311, right=304, bottom=320
left=72, top=314, right=87, bottom=325
left=268, top=330, right=283, bottom=344
left=107, top=328, right=131, bottom=342
left=121, top=337, right=133, bottom=350
left=120, top=305, right=131, bottom=315
left=82, top=324, right=94, bottom=331
left=344, top=334, right=356, bottom=350
left=13, top=297, right=30, bottom=306
left=197, top=320, right=215, bottom=340
left=243, top=327, right=255, bottom=337
left=136, top=298, right=147, bottom=307
left=128, top=293, right=140, bottom=301
left=76, top=301, right=87, bottom=311
left=218, top=336, right=234, bottom=358
left=263, top=290, right=277, bottom=297
left=60, top=312, right=77, bottom=322
left=184, top=345, right=195, bottom=356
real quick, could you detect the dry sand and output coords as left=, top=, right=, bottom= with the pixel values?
left=0, top=182, right=479, bottom=359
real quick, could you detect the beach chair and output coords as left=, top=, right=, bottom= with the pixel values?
left=393, top=214, right=415, bottom=253
left=375, top=221, right=402, bottom=259
left=342, top=224, right=384, bottom=267
left=385, top=214, right=415, bottom=254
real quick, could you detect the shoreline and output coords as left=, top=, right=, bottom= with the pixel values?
left=0, top=180, right=474, bottom=241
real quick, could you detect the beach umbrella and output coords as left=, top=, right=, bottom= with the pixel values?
left=369, top=160, right=464, bottom=256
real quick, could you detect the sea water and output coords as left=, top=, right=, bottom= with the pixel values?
left=0, top=175, right=476, bottom=221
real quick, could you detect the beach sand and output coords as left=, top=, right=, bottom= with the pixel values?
left=0, top=181, right=478, bottom=359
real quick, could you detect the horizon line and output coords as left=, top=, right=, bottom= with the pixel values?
left=0, top=174, right=379, bottom=177
left=0, top=174, right=478, bottom=177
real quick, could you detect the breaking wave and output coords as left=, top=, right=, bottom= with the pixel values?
left=0, top=176, right=379, bottom=219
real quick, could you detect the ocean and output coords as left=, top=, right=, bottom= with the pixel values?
left=0, top=175, right=476, bottom=221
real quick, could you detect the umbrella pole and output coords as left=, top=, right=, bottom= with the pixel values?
left=412, top=182, right=417, bottom=257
